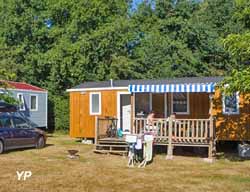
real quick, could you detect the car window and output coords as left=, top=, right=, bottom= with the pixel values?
left=24, top=117, right=38, bottom=128
left=12, top=117, right=30, bottom=129
left=0, top=116, right=12, bottom=128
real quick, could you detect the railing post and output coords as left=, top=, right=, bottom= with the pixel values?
left=132, top=118, right=134, bottom=134
left=166, top=115, right=173, bottom=160
left=207, top=93, right=216, bottom=162
left=95, top=116, right=98, bottom=145
left=131, top=93, right=135, bottom=134
left=208, top=116, right=214, bottom=160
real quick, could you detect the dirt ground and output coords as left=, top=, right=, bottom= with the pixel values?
left=0, top=134, right=250, bottom=192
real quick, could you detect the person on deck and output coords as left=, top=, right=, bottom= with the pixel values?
left=144, top=110, right=157, bottom=134
left=146, top=110, right=155, bottom=125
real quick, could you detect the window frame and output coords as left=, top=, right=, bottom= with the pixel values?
left=17, top=93, right=25, bottom=111
left=30, top=94, right=38, bottom=111
left=89, top=92, right=101, bottom=115
left=222, top=92, right=240, bottom=115
left=171, top=92, right=190, bottom=115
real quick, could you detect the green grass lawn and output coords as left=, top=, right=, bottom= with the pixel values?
left=0, top=134, right=250, bottom=192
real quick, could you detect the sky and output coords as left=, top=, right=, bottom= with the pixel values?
left=131, top=0, right=204, bottom=10
left=131, top=0, right=144, bottom=10
left=131, top=0, right=156, bottom=11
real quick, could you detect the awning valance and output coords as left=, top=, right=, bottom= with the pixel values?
left=128, top=83, right=215, bottom=93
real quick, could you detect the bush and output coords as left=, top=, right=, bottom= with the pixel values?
left=48, top=94, right=69, bottom=132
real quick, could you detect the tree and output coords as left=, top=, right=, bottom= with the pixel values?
left=1, top=0, right=246, bottom=129
left=0, top=69, right=18, bottom=104
left=222, top=0, right=250, bottom=94
left=0, top=0, right=133, bottom=130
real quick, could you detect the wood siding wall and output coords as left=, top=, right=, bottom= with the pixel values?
left=70, top=90, right=250, bottom=141
left=70, top=90, right=127, bottom=138
left=213, top=90, right=250, bottom=141
left=170, top=93, right=210, bottom=119
left=152, top=94, right=165, bottom=116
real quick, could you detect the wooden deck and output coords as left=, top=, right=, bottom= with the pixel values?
left=132, top=116, right=215, bottom=159
left=94, top=116, right=215, bottom=159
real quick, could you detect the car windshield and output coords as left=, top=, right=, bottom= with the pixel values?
left=12, top=112, right=38, bottom=128
left=0, top=112, right=38, bottom=129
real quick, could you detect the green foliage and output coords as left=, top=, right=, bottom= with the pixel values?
left=221, top=68, right=250, bottom=95
left=0, top=92, right=19, bottom=105
left=0, top=0, right=237, bottom=89
left=0, top=69, right=18, bottom=104
left=52, top=95, right=69, bottom=131
left=224, top=32, right=250, bottom=61
left=0, top=69, right=16, bottom=81
left=1, top=0, right=249, bottom=129
left=222, top=0, right=250, bottom=94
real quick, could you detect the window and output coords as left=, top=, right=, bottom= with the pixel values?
left=223, top=93, right=239, bottom=114
left=30, top=95, right=38, bottom=111
left=172, top=93, right=189, bottom=114
left=90, top=92, right=101, bottom=115
left=12, top=117, right=30, bottom=129
left=135, top=93, right=150, bottom=117
left=17, top=93, right=25, bottom=111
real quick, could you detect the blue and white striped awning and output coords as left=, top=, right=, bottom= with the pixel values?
left=128, top=83, right=215, bottom=93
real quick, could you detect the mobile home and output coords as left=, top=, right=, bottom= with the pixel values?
left=67, top=77, right=250, bottom=158
left=1, top=81, right=48, bottom=128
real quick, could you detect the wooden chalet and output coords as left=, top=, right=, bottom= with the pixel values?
left=67, top=77, right=250, bottom=159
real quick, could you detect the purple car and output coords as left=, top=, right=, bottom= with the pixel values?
left=0, top=104, right=47, bottom=154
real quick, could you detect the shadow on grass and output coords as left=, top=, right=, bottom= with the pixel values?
left=45, top=132, right=69, bottom=137
left=216, top=152, right=250, bottom=162
left=45, top=144, right=54, bottom=148
left=3, top=144, right=54, bottom=154
left=46, top=134, right=55, bottom=138
left=154, top=145, right=208, bottom=158
left=216, top=141, right=250, bottom=162
left=154, top=145, right=250, bottom=161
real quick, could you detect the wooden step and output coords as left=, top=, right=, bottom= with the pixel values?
left=95, top=144, right=128, bottom=148
left=98, top=138, right=125, bottom=142
left=98, top=141, right=127, bottom=144
left=95, top=145, right=128, bottom=152
left=95, top=137, right=129, bottom=155
left=93, top=149, right=128, bottom=155
left=99, top=137, right=125, bottom=141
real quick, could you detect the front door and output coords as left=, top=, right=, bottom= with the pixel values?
left=122, top=104, right=131, bottom=131
left=118, top=94, right=131, bottom=132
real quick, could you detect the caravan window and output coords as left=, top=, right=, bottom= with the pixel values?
left=223, top=93, right=239, bottom=114
left=90, top=92, right=101, bottom=115
left=172, top=93, right=189, bottom=114
left=135, top=93, right=150, bottom=117
left=17, top=93, right=25, bottom=111
left=30, top=95, right=38, bottom=111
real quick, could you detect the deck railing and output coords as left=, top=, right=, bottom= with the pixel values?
left=95, top=116, right=118, bottom=145
left=132, top=116, right=214, bottom=144
left=94, top=116, right=215, bottom=158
